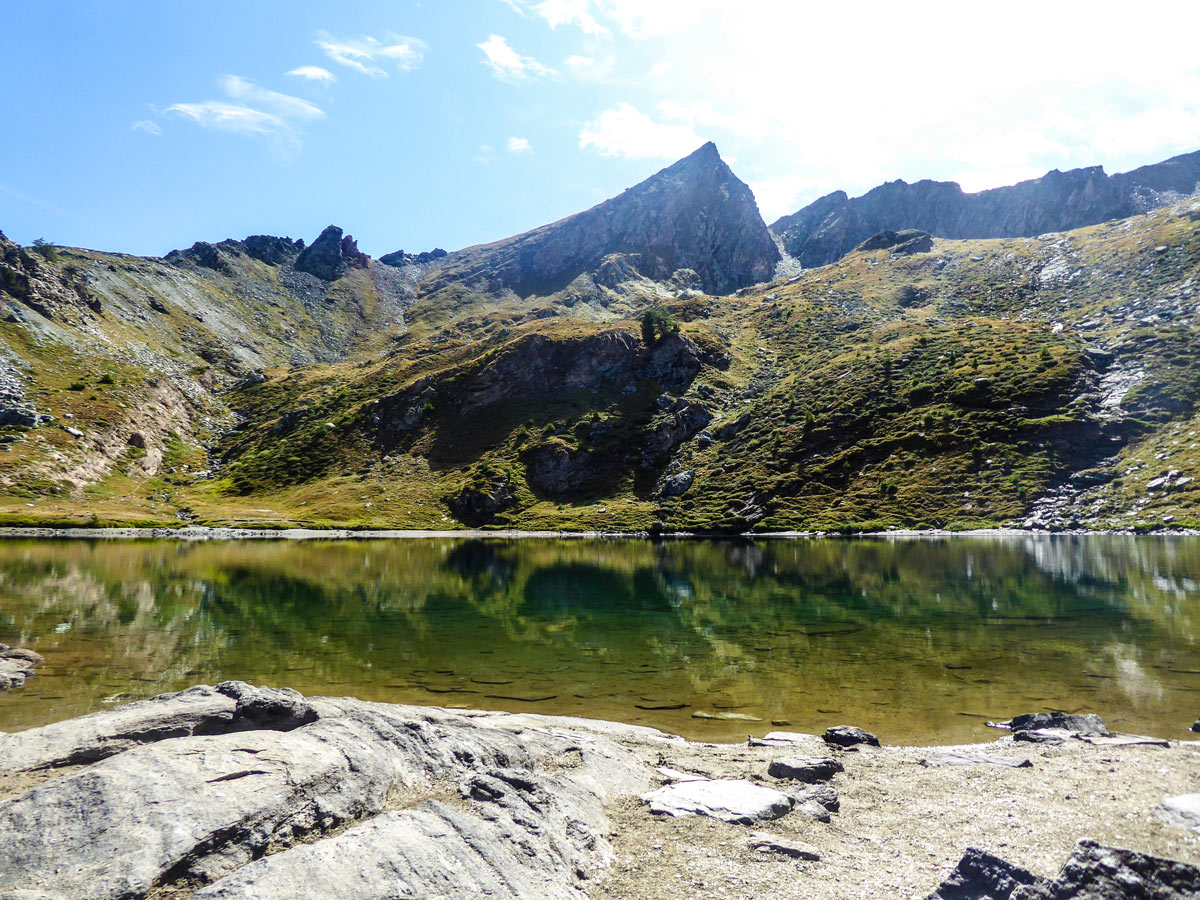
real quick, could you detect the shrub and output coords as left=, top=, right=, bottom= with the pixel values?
left=32, top=238, right=59, bottom=262
left=640, top=308, right=680, bottom=347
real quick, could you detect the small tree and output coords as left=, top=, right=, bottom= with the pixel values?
left=640, top=308, right=680, bottom=347
left=31, top=238, right=59, bottom=262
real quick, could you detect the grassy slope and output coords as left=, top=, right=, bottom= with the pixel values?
left=1, top=200, right=1198, bottom=530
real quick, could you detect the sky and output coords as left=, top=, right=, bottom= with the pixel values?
left=3, top=0, right=1200, bottom=258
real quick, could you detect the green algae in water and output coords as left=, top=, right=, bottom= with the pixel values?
left=1, top=535, right=1199, bottom=745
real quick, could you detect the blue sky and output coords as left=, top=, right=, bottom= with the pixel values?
left=3, top=0, right=1199, bottom=258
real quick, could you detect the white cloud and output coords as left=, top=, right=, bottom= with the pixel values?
left=131, top=119, right=162, bottom=136
left=478, top=34, right=557, bottom=81
left=221, top=75, right=323, bottom=121
left=507, top=136, right=532, bottom=153
left=316, top=33, right=426, bottom=77
left=166, top=102, right=288, bottom=138
left=165, top=76, right=324, bottom=155
left=474, top=144, right=497, bottom=164
left=530, top=0, right=611, bottom=37
left=564, top=53, right=614, bottom=81
left=287, top=65, right=337, bottom=83
left=579, top=102, right=703, bottom=159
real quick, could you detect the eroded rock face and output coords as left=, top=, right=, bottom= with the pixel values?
left=0, top=684, right=651, bottom=900
left=772, top=148, right=1200, bottom=267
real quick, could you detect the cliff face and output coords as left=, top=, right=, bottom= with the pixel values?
left=772, top=149, right=1200, bottom=267
left=430, top=142, right=781, bottom=297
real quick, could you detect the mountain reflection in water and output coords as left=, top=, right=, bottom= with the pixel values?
left=1, top=535, right=1198, bottom=744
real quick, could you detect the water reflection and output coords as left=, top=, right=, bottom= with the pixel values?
left=1, top=535, right=1199, bottom=744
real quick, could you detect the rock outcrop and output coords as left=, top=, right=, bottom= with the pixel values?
left=0, top=682, right=652, bottom=900
left=772, top=147, right=1200, bottom=267
left=293, top=225, right=370, bottom=281
left=927, top=840, right=1200, bottom=899
left=430, top=142, right=780, bottom=296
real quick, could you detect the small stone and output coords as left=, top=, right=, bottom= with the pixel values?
left=748, top=832, right=820, bottom=860
left=767, top=756, right=844, bottom=783
left=823, top=725, right=879, bottom=748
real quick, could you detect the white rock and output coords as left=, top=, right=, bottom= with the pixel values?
left=643, top=779, right=793, bottom=824
left=1157, top=794, right=1200, bottom=834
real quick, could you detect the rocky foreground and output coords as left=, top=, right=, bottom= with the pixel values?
left=0, top=685, right=1198, bottom=899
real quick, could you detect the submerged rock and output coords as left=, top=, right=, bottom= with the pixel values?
left=643, top=779, right=794, bottom=825
left=0, top=646, right=43, bottom=692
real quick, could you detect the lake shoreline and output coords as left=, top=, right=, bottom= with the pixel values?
left=1, top=687, right=1198, bottom=899
left=1, top=524, right=1199, bottom=540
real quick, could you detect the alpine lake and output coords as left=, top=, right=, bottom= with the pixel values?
left=2, top=534, right=1199, bottom=745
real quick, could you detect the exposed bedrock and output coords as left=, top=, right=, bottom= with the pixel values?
left=0, top=683, right=652, bottom=900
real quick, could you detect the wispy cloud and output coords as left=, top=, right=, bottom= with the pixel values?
left=474, top=144, right=497, bottom=164
left=478, top=34, right=557, bottom=81
left=507, top=136, right=532, bottom=153
left=504, top=0, right=612, bottom=37
left=579, top=102, right=702, bottom=159
left=287, top=65, right=337, bottom=83
left=131, top=119, right=163, bottom=136
left=166, top=76, right=324, bottom=155
left=316, top=33, right=427, bottom=77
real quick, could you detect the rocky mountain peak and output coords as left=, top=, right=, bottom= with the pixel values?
left=294, top=225, right=370, bottom=281
left=433, top=142, right=780, bottom=297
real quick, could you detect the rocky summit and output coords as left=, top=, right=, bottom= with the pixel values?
left=0, top=144, right=1199, bottom=532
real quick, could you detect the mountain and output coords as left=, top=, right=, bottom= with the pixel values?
left=422, top=142, right=780, bottom=298
left=1, top=146, right=1199, bottom=533
left=772, top=148, right=1200, bottom=267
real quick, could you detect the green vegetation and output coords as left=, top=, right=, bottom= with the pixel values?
left=640, top=308, right=680, bottom=347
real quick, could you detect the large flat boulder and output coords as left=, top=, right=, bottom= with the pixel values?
left=0, top=686, right=652, bottom=900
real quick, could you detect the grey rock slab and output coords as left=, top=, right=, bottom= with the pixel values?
left=791, top=783, right=839, bottom=812
left=767, top=755, right=844, bottom=783
left=1157, top=794, right=1200, bottom=835
left=196, top=770, right=614, bottom=900
left=0, top=681, right=316, bottom=773
left=747, top=832, right=820, bottom=860
left=1012, top=728, right=1073, bottom=745
left=921, top=751, right=1033, bottom=768
left=1076, top=733, right=1169, bottom=748
left=644, top=779, right=794, bottom=825
left=0, top=717, right=405, bottom=900
left=792, top=799, right=832, bottom=822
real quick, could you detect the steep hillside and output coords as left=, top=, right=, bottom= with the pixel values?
left=0, top=150, right=1198, bottom=532
left=772, top=148, right=1200, bottom=267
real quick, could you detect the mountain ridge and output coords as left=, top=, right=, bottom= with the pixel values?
left=771, top=148, right=1200, bottom=267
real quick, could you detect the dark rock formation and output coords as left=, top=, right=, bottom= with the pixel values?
left=773, top=148, right=1200, bottom=267
left=928, top=840, right=1200, bottom=899
left=823, top=725, right=880, bottom=748
left=379, top=248, right=447, bottom=267
left=448, top=474, right=517, bottom=526
left=766, top=756, right=844, bottom=783
left=855, top=229, right=933, bottom=255
left=293, top=225, right=370, bottom=281
left=167, top=240, right=231, bottom=272
left=924, top=847, right=1042, bottom=900
left=1007, top=712, right=1108, bottom=736
left=432, top=142, right=780, bottom=296
left=239, top=234, right=305, bottom=266
left=522, top=439, right=611, bottom=499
